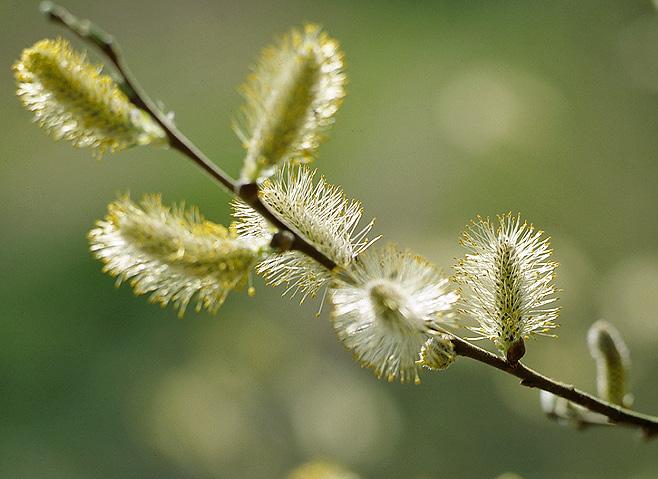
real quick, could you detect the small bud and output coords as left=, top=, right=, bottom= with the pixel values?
left=270, top=230, right=295, bottom=251
left=417, top=334, right=457, bottom=371
left=505, top=337, right=526, bottom=365
left=587, top=320, right=631, bottom=407
left=235, top=24, right=346, bottom=182
left=235, top=181, right=260, bottom=202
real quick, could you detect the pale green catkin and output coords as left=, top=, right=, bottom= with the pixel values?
left=588, top=320, right=631, bottom=407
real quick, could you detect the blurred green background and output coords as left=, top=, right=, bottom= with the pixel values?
left=2, top=0, right=658, bottom=477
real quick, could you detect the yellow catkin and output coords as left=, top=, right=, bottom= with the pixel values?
left=88, top=194, right=268, bottom=316
left=235, top=24, right=346, bottom=181
left=14, top=38, right=165, bottom=155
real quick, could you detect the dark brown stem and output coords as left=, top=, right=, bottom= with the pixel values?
left=41, top=1, right=337, bottom=271
left=41, top=1, right=658, bottom=438
left=237, top=184, right=337, bottom=270
left=450, top=335, right=658, bottom=437
left=40, top=1, right=234, bottom=193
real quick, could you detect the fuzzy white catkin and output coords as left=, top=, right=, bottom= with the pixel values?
left=232, top=165, right=377, bottom=302
left=330, top=245, right=457, bottom=384
left=454, top=213, right=559, bottom=359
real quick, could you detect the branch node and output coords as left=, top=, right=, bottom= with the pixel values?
left=236, top=182, right=260, bottom=203
left=520, top=377, right=538, bottom=388
left=505, top=338, right=526, bottom=365
left=271, top=230, right=295, bottom=251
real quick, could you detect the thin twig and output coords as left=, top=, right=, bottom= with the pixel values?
left=40, top=1, right=658, bottom=438
left=449, top=335, right=658, bottom=438
left=39, top=1, right=234, bottom=194
left=40, top=1, right=337, bottom=271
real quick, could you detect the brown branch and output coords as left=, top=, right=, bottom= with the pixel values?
left=449, top=335, right=658, bottom=438
left=40, top=1, right=658, bottom=438
left=41, top=1, right=337, bottom=271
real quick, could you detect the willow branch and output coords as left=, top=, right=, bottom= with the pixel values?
left=449, top=335, right=658, bottom=438
left=41, top=1, right=658, bottom=438
left=39, top=1, right=234, bottom=194
left=41, top=1, right=337, bottom=271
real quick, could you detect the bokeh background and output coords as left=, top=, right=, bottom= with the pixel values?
left=2, top=1, right=658, bottom=477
